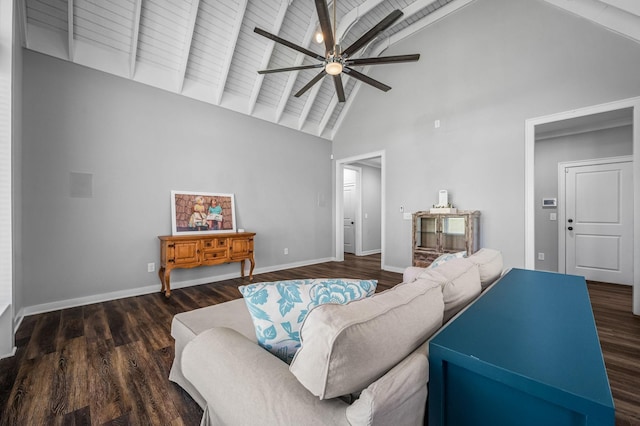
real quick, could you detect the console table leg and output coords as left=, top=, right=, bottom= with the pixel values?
left=160, top=268, right=172, bottom=298
left=158, top=267, right=166, bottom=293
left=249, top=257, right=255, bottom=281
left=240, top=260, right=246, bottom=278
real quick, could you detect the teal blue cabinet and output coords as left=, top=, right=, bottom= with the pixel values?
left=429, top=269, right=614, bottom=426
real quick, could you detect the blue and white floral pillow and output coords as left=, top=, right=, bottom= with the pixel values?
left=429, top=251, right=467, bottom=268
left=239, top=278, right=377, bottom=363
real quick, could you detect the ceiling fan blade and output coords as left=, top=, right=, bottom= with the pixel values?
left=342, top=10, right=403, bottom=57
left=343, top=67, right=391, bottom=92
left=295, top=70, right=326, bottom=97
left=333, top=74, right=346, bottom=102
left=254, top=27, right=324, bottom=61
left=258, top=64, right=324, bottom=74
left=315, top=0, right=335, bottom=54
left=346, top=54, right=420, bottom=66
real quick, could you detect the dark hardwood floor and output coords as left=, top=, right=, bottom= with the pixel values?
left=0, top=255, right=638, bottom=425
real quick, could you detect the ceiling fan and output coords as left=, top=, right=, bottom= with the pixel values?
left=254, top=0, right=420, bottom=102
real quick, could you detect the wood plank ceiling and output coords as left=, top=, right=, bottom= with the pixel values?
left=18, top=0, right=640, bottom=140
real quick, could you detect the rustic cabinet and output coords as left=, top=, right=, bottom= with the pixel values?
left=158, top=232, right=255, bottom=297
left=412, top=211, right=480, bottom=267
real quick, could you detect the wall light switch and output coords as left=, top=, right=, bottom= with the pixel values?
left=403, top=213, right=412, bottom=220
left=550, top=213, right=557, bottom=221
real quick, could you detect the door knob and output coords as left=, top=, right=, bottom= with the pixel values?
left=568, top=219, right=573, bottom=223
left=568, top=227, right=573, bottom=231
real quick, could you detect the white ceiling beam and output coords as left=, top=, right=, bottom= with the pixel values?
left=543, top=0, right=640, bottom=44
left=177, top=0, right=201, bottom=93
left=274, top=19, right=317, bottom=123
left=318, top=92, right=338, bottom=136
left=248, top=0, right=291, bottom=115
left=67, top=0, right=74, bottom=61
left=335, top=0, right=386, bottom=45
left=214, top=0, right=248, bottom=105
left=599, top=0, right=640, bottom=16
left=18, top=0, right=28, bottom=48
left=298, top=79, right=323, bottom=131
left=129, top=0, right=142, bottom=79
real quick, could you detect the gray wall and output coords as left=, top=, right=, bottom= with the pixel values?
left=332, top=0, right=640, bottom=270
left=21, top=51, right=332, bottom=309
left=361, top=165, right=382, bottom=254
left=534, top=125, right=633, bottom=272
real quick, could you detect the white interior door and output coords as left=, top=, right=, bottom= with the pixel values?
left=343, top=169, right=357, bottom=254
left=563, top=158, right=633, bottom=284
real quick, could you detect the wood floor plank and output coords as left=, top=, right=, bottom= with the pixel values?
left=1, top=256, right=639, bottom=425
left=103, top=300, right=136, bottom=348
left=3, top=352, right=56, bottom=425
left=83, top=303, right=113, bottom=346
left=113, top=340, right=180, bottom=425
left=62, top=405, right=91, bottom=425
left=122, top=297, right=173, bottom=351
left=151, top=346, right=203, bottom=425
left=85, top=338, right=127, bottom=425
left=25, top=311, right=61, bottom=360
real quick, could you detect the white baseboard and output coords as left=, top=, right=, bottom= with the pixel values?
left=19, top=257, right=335, bottom=317
left=383, top=264, right=406, bottom=274
left=0, top=345, right=17, bottom=360
left=360, top=249, right=382, bottom=256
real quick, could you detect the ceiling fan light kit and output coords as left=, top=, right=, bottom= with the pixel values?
left=254, top=0, right=420, bottom=102
left=325, top=56, right=343, bottom=75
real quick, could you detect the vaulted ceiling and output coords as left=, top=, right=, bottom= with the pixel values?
left=18, top=0, right=640, bottom=140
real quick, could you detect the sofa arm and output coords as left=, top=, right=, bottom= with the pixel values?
left=346, top=341, right=429, bottom=426
left=182, top=327, right=349, bottom=426
left=403, top=266, right=425, bottom=283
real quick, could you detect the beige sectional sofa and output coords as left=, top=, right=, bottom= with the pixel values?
left=169, top=248, right=504, bottom=425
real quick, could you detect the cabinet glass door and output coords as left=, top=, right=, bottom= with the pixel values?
left=417, top=217, right=438, bottom=249
left=441, top=217, right=466, bottom=251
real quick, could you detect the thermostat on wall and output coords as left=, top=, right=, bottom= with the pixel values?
left=542, top=198, right=557, bottom=207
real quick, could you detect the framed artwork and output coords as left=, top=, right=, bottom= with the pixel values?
left=171, top=191, right=236, bottom=235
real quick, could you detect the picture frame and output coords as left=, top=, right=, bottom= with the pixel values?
left=171, top=191, right=236, bottom=235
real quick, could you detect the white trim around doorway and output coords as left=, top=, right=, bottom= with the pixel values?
left=335, top=151, right=386, bottom=269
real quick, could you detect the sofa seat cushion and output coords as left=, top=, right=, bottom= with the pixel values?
left=467, top=248, right=504, bottom=289
left=172, top=297, right=257, bottom=344
left=289, top=278, right=444, bottom=400
left=418, top=258, right=481, bottom=322
left=239, top=279, right=377, bottom=363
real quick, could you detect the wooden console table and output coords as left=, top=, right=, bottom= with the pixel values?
left=158, top=232, right=255, bottom=297
left=429, top=268, right=614, bottom=425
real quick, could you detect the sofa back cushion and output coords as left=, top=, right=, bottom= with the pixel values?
left=239, top=278, right=377, bottom=363
left=467, top=248, right=504, bottom=289
left=418, top=257, right=481, bottom=322
left=289, top=279, right=444, bottom=400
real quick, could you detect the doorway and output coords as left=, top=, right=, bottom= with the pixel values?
left=525, top=96, right=640, bottom=315
left=335, top=151, right=385, bottom=267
